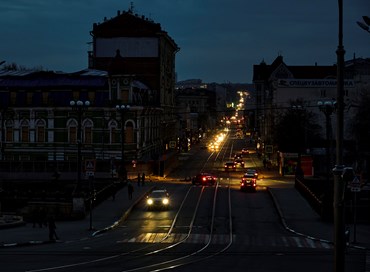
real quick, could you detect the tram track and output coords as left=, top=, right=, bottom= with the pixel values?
left=26, top=132, right=236, bottom=272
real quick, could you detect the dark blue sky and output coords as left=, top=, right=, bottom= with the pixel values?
left=1, top=0, right=369, bottom=83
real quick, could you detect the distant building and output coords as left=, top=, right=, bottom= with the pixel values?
left=252, top=55, right=369, bottom=174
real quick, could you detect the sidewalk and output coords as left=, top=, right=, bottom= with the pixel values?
left=269, top=186, right=370, bottom=250
left=0, top=181, right=155, bottom=247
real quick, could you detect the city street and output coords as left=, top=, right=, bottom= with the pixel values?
left=0, top=132, right=368, bottom=272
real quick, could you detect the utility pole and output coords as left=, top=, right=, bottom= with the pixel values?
left=333, top=0, right=346, bottom=271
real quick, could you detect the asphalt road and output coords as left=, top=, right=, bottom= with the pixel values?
left=0, top=134, right=367, bottom=272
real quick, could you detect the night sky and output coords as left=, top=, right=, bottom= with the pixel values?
left=1, top=0, right=369, bottom=83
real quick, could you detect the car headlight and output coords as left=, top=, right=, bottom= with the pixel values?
left=162, top=198, right=169, bottom=205
left=147, top=198, right=153, bottom=205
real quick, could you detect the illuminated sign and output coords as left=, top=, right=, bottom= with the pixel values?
left=278, top=79, right=355, bottom=88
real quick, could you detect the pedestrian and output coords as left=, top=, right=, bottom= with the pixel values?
left=127, top=181, right=134, bottom=200
left=141, top=173, right=145, bottom=186
left=263, top=158, right=267, bottom=168
left=47, top=216, right=59, bottom=241
left=137, top=173, right=141, bottom=187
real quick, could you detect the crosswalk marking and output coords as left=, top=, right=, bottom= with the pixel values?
left=116, top=233, right=333, bottom=249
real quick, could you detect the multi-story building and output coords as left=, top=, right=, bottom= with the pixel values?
left=252, top=55, right=369, bottom=175
left=89, top=9, right=180, bottom=176
left=0, top=9, right=179, bottom=180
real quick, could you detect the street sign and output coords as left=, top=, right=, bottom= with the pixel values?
left=85, top=171, right=95, bottom=177
left=350, top=176, right=361, bottom=192
left=85, top=159, right=96, bottom=172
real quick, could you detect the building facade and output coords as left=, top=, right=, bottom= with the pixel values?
left=0, top=9, right=180, bottom=180
left=252, top=55, right=369, bottom=175
left=88, top=9, right=180, bottom=161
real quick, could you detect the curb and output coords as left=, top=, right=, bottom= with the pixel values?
left=0, top=186, right=155, bottom=247
left=267, top=186, right=333, bottom=245
left=267, top=187, right=367, bottom=250
left=92, top=186, right=155, bottom=237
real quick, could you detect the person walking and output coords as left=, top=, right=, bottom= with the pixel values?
left=48, top=216, right=59, bottom=241
left=141, top=173, right=145, bottom=186
left=127, top=181, right=134, bottom=200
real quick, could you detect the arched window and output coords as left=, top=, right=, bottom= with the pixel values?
left=108, top=120, right=118, bottom=144
left=83, top=119, right=93, bottom=144
left=67, top=119, right=77, bottom=144
left=20, top=119, right=29, bottom=142
left=126, top=121, right=134, bottom=143
left=36, top=119, right=46, bottom=143
left=5, top=120, right=13, bottom=142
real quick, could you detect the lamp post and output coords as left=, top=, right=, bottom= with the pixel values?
left=318, top=101, right=335, bottom=179
left=318, top=101, right=335, bottom=220
left=116, top=104, right=130, bottom=182
left=0, top=108, right=6, bottom=161
left=70, top=100, right=90, bottom=196
left=334, top=0, right=346, bottom=271
left=291, top=105, right=305, bottom=175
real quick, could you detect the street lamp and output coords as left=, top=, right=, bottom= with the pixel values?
left=70, top=100, right=90, bottom=196
left=318, top=100, right=336, bottom=177
left=0, top=107, right=7, bottom=161
left=318, top=100, right=335, bottom=219
left=334, top=0, right=346, bottom=271
left=116, top=104, right=130, bottom=182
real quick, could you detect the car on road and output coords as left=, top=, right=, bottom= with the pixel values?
left=233, top=158, right=245, bottom=168
left=240, top=173, right=257, bottom=192
left=245, top=168, right=259, bottom=179
left=192, top=173, right=217, bottom=186
left=224, top=161, right=236, bottom=171
left=146, top=189, right=170, bottom=210
left=234, top=153, right=243, bottom=159
left=241, top=148, right=249, bottom=155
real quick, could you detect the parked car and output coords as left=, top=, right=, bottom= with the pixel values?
left=224, top=161, right=236, bottom=171
left=240, top=173, right=257, bottom=192
left=192, top=173, right=217, bottom=186
left=146, top=189, right=170, bottom=210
